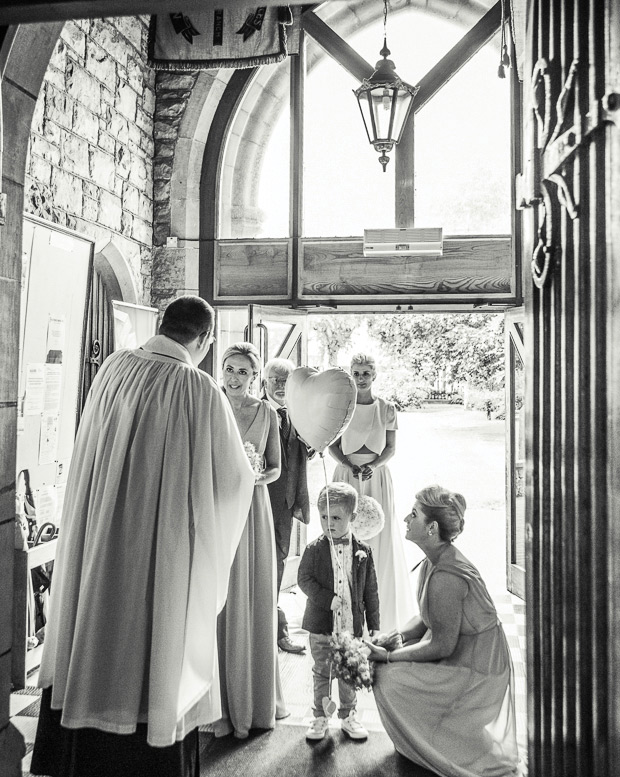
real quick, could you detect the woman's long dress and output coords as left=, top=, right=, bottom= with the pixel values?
left=332, top=398, right=413, bottom=631
left=373, top=546, right=519, bottom=777
left=214, top=400, right=280, bottom=739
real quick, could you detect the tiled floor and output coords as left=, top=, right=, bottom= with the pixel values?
left=11, top=586, right=528, bottom=776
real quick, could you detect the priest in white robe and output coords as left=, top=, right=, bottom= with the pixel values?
left=31, top=295, right=255, bottom=777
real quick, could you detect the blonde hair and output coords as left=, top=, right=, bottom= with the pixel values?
left=415, top=485, right=466, bottom=542
left=318, top=482, right=358, bottom=516
left=350, top=353, right=376, bottom=372
left=221, top=342, right=261, bottom=374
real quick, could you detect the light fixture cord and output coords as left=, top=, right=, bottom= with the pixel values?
left=383, top=0, right=388, bottom=48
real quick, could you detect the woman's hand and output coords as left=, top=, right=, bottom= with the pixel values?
left=372, top=629, right=403, bottom=651
left=360, top=464, right=375, bottom=481
left=363, top=639, right=389, bottom=663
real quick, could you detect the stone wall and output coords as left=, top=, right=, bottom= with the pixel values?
left=25, top=17, right=155, bottom=302
left=151, top=70, right=199, bottom=311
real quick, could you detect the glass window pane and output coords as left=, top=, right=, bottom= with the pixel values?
left=414, top=33, right=512, bottom=235
left=303, top=34, right=394, bottom=237
left=315, top=5, right=469, bottom=85
left=256, top=82, right=290, bottom=238
left=219, top=60, right=291, bottom=238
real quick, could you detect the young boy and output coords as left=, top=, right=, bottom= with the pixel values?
left=297, top=482, right=380, bottom=741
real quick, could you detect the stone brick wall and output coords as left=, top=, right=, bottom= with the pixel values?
left=151, top=70, right=203, bottom=313
left=151, top=70, right=199, bottom=311
left=25, top=17, right=155, bottom=303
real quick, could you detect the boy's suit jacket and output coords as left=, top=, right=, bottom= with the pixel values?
left=298, top=534, right=380, bottom=637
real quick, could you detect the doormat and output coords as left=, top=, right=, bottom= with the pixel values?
left=199, top=724, right=439, bottom=777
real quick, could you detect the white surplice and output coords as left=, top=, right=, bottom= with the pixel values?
left=38, top=335, right=255, bottom=747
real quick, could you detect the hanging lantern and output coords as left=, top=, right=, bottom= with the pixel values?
left=353, top=1, right=419, bottom=171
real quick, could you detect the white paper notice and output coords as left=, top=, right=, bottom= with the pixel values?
left=46, top=315, right=65, bottom=361
left=24, top=364, right=45, bottom=415
left=54, top=483, right=66, bottom=524
left=39, top=414, right=59, bottom=465
left=43, top=364, right=62, bottom=415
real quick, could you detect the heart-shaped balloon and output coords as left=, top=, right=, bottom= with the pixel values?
left=286, top=367, right=357, bottom=453
left=322, top=696, right=337, bottom=717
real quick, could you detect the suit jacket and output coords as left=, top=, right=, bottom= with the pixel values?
left=298, top=534, right=380, bottom=637
left=263, top=394, right=310, bottom=525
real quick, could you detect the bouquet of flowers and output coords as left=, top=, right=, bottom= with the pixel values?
left=351, top=495, right=385, bottom=541
left=329, top=631, right=374, bottom=691
left=244, top=441, right=264, bottom=476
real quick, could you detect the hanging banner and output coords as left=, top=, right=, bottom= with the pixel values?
left=148, top=6, right=300, bottom=71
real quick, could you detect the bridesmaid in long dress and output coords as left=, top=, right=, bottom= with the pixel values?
left=365, top=486, right=519, bottom=777
left=215, top=342, right=284, bottom=739
left=329, top=353, right=414, bottom=631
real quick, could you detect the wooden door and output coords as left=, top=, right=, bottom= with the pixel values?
left=521, top=0, right=620, bottom=773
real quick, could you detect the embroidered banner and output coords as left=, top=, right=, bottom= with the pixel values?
left=148, top=6, right=299, bottom=71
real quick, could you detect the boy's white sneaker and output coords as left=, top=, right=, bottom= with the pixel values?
left=340, top=711, right=368, bottom=740
left=306, top=716, right=330, bottom=740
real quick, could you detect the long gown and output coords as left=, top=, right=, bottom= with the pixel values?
left=214, top=400, right=281, bottom=739
left=332, top=397, right=414, bottom=631
left=373, top=545, right=519, bottom=777
left=30, top=336, right=255, bottom=776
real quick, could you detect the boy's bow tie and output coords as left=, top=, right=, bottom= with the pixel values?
left=330, top=536, right=350, bottom=545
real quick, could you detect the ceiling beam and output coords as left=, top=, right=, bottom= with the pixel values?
left=302, top=10, right=374, bottom=83
left=0, top=0, right=307, bottom=25
left=413, top=0, right=503, bottom=113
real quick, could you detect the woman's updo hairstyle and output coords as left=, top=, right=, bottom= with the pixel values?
left=350, top=352, right=376, bottom=373
left=221, top=342, right=261, bottom=375
left=415, top=485, right=466, bottom=542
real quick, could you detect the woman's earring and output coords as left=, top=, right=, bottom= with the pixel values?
left=428, top=530, right=433, bottom=536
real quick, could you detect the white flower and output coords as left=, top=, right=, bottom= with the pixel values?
left=243, top=441, right=264, bottom=476
left=355, top=549, right=367, bottom=560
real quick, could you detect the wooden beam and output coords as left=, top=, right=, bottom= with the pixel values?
left=0, top=0, right=307, bottom=25
left=302, top=10, right=374, bottom=83
left=413, top=0, right=503, bottom=113
left=395, top=113, right=415, bottom=228
left=290, top=31, right=305, bottom=300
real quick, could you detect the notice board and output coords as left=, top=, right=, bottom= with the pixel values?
left=16, top=216, right=93, bottom=529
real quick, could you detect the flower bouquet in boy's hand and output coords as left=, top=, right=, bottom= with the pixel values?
left=243, top=441, right=264, bottom=478
left=371, top=628, right=404, bottom=652
left=329, top=631, right=374, bottom=691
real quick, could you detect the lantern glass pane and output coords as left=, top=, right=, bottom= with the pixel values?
left=367, top=86, right=397, bottom=141
left=391, top=90, right=414, bottom=141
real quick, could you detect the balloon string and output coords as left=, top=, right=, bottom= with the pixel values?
left=321, top=451, right=343, bottom=634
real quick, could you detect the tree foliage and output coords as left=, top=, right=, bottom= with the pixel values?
left=366, top=314, right=504, bottom=389
left=310, top=315, right=358, bottom=367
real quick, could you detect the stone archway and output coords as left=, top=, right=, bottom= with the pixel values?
left=94, top=238, right=139, bottom=304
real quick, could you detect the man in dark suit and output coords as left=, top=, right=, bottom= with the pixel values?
left=263, top=358, right=311, bottom=653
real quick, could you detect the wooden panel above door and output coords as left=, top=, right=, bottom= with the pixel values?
left=212, top=235, right=515, bottom=307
